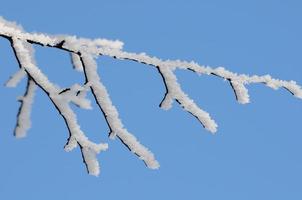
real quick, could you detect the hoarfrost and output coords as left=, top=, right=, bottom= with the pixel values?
left=1, top=16, right=301, bottom=176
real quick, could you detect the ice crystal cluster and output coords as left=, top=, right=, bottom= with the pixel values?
left=1, top=17, right=301, bottom=176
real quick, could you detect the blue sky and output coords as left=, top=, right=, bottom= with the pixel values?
left=0, top=0, right=301, bottom=199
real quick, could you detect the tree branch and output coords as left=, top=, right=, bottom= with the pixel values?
left=1, top=16, right=301, bottom=176
left=80, top=52, right=159, bottom=169
left=10, top=35, right=107, bottom=176
left=14, top=78, right=36, bottom=138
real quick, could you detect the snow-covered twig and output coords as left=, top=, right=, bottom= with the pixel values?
left=14, top=78, right=36, bottom=138
left=157, top=66, right=217, bottom=133
left=80, top=52, right=159, bottom=169
left=5, top=68, right=26, bottom=87
left=1, top=16, right=301, bottom=176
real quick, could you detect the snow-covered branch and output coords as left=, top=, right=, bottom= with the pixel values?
left=1, top=17, right=301, bottom=176
left=14, top=78, right=36, bottom=138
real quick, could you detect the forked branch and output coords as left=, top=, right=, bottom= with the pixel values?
left=1, top=17, right=301, bottom=176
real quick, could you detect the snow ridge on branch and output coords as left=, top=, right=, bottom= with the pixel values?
left=1, top=17, right=301, bottom=176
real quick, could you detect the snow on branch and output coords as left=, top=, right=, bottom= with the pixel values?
left=14, top=78, right=36, bottom=138
left=1, top=17, right=301, bottom=176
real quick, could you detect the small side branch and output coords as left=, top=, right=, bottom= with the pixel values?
left=5, top=68, right=26, bottom=87
left=81, top=147, right=100, bottom=176
left=157, top=66, right=218, bottom=133
left=14, top=78, right=36, bottom=138
left=70, top=52, right=83, bottom=72
left=229, top=80, right=250, bottom=104
left=80, top=53, right=160, bottom=169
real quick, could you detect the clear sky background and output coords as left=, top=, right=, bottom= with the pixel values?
left=0, top=0, right=301, bottom=199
